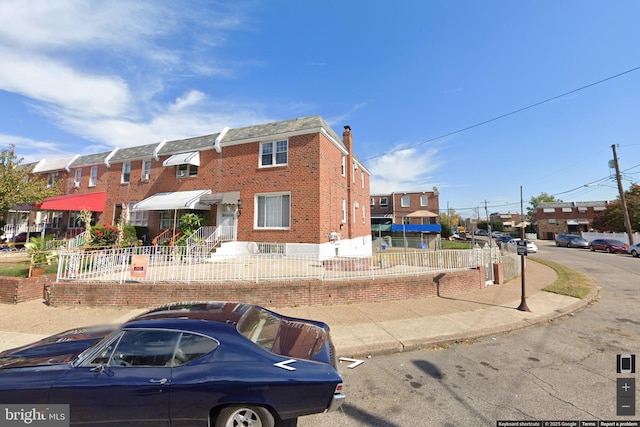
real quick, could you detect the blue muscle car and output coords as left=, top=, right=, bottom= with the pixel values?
left=0, top=301, right=345, bottom=426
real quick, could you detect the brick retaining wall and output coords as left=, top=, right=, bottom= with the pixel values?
left=46, top=266, right=486, bottom=308
left=0, top=274, right=54, bottom=304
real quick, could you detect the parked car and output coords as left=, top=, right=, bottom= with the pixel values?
left=474, top=229, right=489, bottom=236
left=491, top=231, right=503, bottom=238
left=628, top=243, right=640, bottom=257
left=0, top=301, right=345, bottom=427
left=555, top=234, right=590, bottom=248
left=508, top=238, right=538, bottom=253
left=589, top=239, right=628, bottom=254
left=497, top=235, right=514, bottom=245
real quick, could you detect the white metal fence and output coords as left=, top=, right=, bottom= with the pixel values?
left=582, top=231, right=640, bottom=245
left=56, top=245, right=520, bottom=284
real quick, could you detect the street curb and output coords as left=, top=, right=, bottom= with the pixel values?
left=337, top=283, right=600, bottom=360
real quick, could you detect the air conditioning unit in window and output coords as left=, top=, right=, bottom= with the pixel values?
left=177, top=170, right=186, bottom=177
left=73, top=182, right=80, bottom=188
left=143, top=173, right=150, bottom=181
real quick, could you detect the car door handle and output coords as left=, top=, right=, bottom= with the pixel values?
left=149, top=378, right=168, bottom=385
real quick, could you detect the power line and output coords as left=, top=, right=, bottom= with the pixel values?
left=365, top=65, right=640, bottom=162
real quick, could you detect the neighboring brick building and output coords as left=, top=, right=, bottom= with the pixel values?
left=489, top=212, right=523, bottom=232
left=370, top=190, right=441, bottom=240
left=535, top=201, right=608, bottom=240
left=9, top=115, right=372, bottom=257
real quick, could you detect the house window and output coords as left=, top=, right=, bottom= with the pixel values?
left=127, top=202, right=148, bottom=226
left=361, top=171, right=365, bottom=188
left=47, top=172, right=59, bottom=188
left=160, top=211, right=176, bottom=229
left=362, top=206, right=366, bottom=224
left=341, top=156, right=346, bottom=176
left=353, top=203, right=358, bottom=223
left=420, top=195, right=429, bottom=207
left=379, top=197, right=388, bottom=207
left=370, top=197, right=375, bottom=207
left=401, top=196, right=410, bottom=207
left=121, top=163, right=131, bottom=183
left=260, top=140, right=288, bottom=167
left=542, top=208, right=555, bottom=214
left=89, top=166, right=98, bottom=187
left=176, top=164, right=198, bottom=177
left=74, top=169, right=82, bottom=187
left=142, top=160, right=151, bottom=181
left=341, top=198, right=346, bottom=223
left=402, top=216, right=410, bottom=225
left=561, top=207, right=572, bottom=213
left=256, top=193, right=290, bottom=229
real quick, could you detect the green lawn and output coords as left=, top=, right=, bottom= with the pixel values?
left=0, top=261, right=58, bottom=277
left=535, top=258, right=594, bottom=299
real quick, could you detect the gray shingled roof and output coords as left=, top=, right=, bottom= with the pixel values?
left=37, top=115, right=365, bottom=170
left=156, top=115, right=345, bottom=155
left=537, top=201, right=608, bottom=208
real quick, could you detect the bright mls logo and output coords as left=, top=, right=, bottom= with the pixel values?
left=0, top=405, right=69, bottom=426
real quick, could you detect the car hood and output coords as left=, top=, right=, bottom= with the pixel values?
left=0, top=325, right=117, bottom=369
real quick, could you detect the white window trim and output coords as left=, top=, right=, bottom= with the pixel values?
left=401, top=196, right=410, bottom=207
left=121, top=163, right=131, bottom=183
left=141, top=160, right=152, bottom=181
left=74, top=169, right=82, bottom=187
left=89, top=166, right=98, bottom=187
left=259, top=140, right=288, bottom=168
left=420, top=195, right=429, bottom=207
left=341, top=156, right=346, bottom=176
left=341, top=198, right=347, bottom=223
left=379, top=197, right=388, bottom=207
left=176, top=164, right=198, bottom=178
left=255, top=192, right=291, bottom=229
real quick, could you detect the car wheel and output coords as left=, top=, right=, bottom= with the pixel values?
left=567, top=242, right=572, bottom=248
left=606, top=247, right=611, bottom=253
left=590, top=246, right=595, bottom=252
left=632, top=250, right=639, bottom=258
left=556, top=242, right=560, bottom=247
left=215, top=406, right=275, bottom=427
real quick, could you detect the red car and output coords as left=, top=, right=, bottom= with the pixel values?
left=589, top=239, right=629, bottom=253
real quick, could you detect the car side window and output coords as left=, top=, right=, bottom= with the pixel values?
left=109, top=330, right=180, bottom=367
left=86, top=333, right=123, bottom=366
left=170, top=333, right=219, bottom=367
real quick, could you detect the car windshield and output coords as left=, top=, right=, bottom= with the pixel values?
left=608, top=240, right=625, bottom=245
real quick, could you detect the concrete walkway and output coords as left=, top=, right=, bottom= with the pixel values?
left=0, top=258, right=597, bottom=356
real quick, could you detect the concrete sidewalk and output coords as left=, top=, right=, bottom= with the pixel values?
left=0, top=258, right=598, bottom=356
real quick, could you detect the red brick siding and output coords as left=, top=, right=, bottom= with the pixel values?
left=47, top=268, right=484, bottom=308
left=0, top=275, right=53, bottom=304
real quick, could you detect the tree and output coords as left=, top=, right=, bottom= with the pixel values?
left=528, top=192, right=562, bottom=220
left=0, top=145, right=60, bottom=223
left=591, top=183, right=640, bottom=232
left=440, top=209, right=462, bottom=239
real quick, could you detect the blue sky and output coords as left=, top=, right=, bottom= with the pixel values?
left=1, top=1, right=639, bottom=218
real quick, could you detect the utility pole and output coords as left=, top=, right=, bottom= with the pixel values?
left=611, top=144, right=634, bottom=246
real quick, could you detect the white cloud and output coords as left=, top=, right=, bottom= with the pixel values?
left=368, top=146, right=443, bottom=194
left=0, top=0, right=257, bottom=157
left=0, top=47, right=130, bottom=116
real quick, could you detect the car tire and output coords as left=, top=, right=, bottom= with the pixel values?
left=590, top=246, right=595, bottom=252
left=632, top=250, right=639, bottom=258
left=567, top=242, right=572, bottom=248
left=606, top=247, right=611, bottom=253
left=216, top=406, right=275, bottom=427
left=556, top=242, right=560, bottom=247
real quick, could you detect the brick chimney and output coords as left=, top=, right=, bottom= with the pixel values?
left=342, top=125, right=352, bottom=153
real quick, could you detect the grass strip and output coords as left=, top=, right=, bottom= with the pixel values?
left=533, top=257, right=594, bottom=299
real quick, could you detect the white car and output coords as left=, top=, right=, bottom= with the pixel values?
left=508, top=238, right=538, bottom=253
